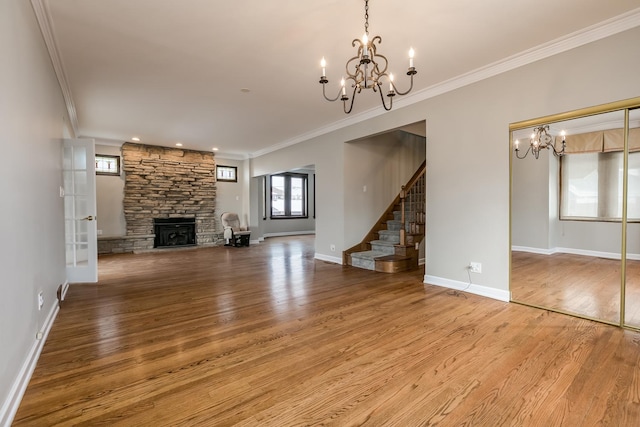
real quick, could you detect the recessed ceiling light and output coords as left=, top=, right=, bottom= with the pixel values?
left=131, top=137, right=140, bottom=141
left=240, top=88, right=250, bottom=93
left=176, top=143, right=183, bottom=147
left=212, top=147, right=219, bottom=151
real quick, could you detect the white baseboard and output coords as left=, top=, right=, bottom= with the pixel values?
left=251, top=233, right=315, bottom=244
left=263, top=231, right=315, bottom=238
left=424, top=275, right=511, bottom=302
left=61, top=281, right=70, bottom=301
left=315, top=253, right=342, bottom=264
left=1, top=302, right=59, bottom=427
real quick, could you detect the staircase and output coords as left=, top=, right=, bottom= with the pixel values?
left=344, top=161, right=426, bottom=273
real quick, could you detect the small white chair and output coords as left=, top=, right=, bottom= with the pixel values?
left=221, top=212, right=251, bottom=247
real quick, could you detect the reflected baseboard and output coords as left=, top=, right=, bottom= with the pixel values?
left=511, top=246, right=555, bottom=255
left=512, top=245, right=640, bottom=261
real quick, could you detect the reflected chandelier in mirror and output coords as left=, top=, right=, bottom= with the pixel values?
left=514, top=125, right=566, bottom=159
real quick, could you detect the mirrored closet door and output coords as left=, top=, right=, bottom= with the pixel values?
left=511, top=98, right=640, bottom=328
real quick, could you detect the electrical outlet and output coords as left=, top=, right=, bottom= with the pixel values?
left=38, top=291, right=44, bottom=310
left=469, top=262, right=482, bottom=273
left=330, top=244, right=336, bottom=252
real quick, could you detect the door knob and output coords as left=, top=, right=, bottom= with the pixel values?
left=82, top=215, right=94, bottom=221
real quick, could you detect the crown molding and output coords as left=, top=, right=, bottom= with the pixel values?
left=251, top=7, right=640, bottom=159
left=89, top=137, right=125, bottom=147
left=31, top=0, right=79, bottom=137
left=213, top=153, right=249, bottom=161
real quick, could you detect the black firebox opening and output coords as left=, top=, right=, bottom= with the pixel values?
left=154, top=217, right=196, bottom=248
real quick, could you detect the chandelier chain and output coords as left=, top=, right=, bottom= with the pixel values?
left=364, top=0, right=369, bottom=35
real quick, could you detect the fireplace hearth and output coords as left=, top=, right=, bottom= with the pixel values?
left=154, top=217, right=196, bottom=248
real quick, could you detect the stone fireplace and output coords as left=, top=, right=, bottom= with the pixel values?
left=98, top=142, right=223, bottom=254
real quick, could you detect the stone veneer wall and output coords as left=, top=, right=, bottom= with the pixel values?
left=101, top=142, right=222, bottom=253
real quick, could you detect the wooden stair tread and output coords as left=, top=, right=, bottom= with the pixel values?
left=374, top=254, right=414, bottom=273
left=375, top=255, right=411, bottom=262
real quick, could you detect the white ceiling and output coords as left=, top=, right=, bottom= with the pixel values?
left=36, top=0, right=640, bottom=158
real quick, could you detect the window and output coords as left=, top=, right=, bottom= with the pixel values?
left=561, top=151, right=640, bottom=221
left=95, top=155, right=120, bottom=175
left=270, top=173, right=308, bottom=218
left=217, top=165, right=237, bottom=182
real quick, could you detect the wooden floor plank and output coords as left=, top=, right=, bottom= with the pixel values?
left=13, top=236, right=640, bottom=426
left=511, top=250, right=640, bottom=326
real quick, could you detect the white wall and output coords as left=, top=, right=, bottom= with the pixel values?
left=251, top=141, right=346, bottom=256
left=548, top=155, right=560, bottom=250
left=0, top=0, right=68, bottom=423
left=511, top=149, right=552, bottom=249
left=554, top=221, right=624, bottom=254
left=252, top=26, right=640, bottom=292
left=344, top=130, right=426, bottom=248
left=215, top=158, right=249, bottom=229
left=260, top=169, right=316, bottom=237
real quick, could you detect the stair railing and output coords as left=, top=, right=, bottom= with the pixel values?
left=342, top=160, right=426, bottom=265
left=399, top=162, right=426, bottom=246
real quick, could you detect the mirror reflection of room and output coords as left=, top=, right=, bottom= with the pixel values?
left=624, top=107, right=640, bottom=328
left=511, top=107, right=640, bottom=326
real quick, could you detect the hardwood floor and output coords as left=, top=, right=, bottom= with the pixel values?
left=14, top=236, right=640, bottom=426
left=511, top=251, right=640, bottom=326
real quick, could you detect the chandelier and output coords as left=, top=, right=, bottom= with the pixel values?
left=319, top=0, right=417, bottom=114
left=514, top=125, right=566, bottom=159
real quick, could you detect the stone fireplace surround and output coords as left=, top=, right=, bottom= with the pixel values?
left=98, top=142, right=223, bottom=254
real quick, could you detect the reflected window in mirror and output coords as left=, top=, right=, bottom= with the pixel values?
left=560, top=127, right=640, bottom=221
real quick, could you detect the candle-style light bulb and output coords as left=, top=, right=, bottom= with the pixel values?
left=409, top=47, right=415, bottom=68
left=515, top=139, right=520, bottom=150
left=389, top=73, right=394, bottom=91
left=321, top=57, right=326, bottom=77
left=560, top=130, right=566, bottom=141
left=362, top=33, right=369, bottom=57
left=341, top=77, right=346, bottom=96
